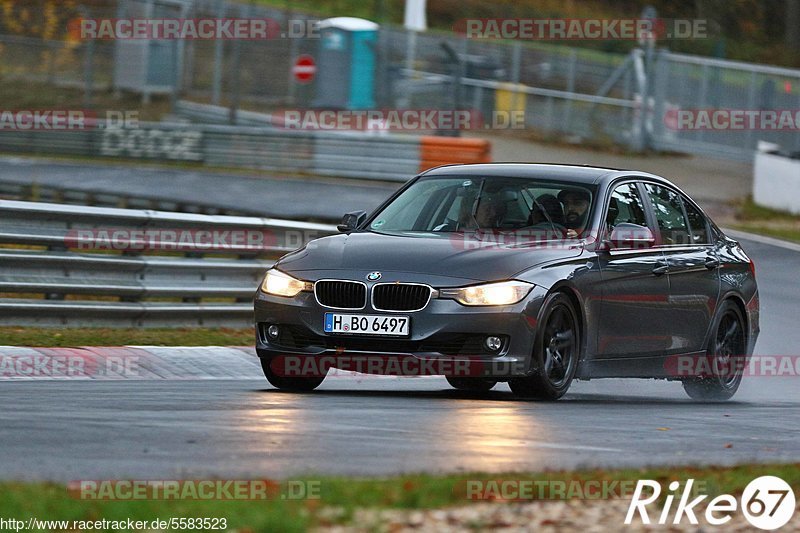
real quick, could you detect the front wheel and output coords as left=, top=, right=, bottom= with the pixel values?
left=509, top=292, right=580, bottom=400
left=683, top=301, right=746, bottom=401
left=446, top=376, right=497, bottom=392
left=260, top=357, right=326, bottom=391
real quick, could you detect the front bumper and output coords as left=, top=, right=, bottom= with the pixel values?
left=254, top=284, right=548, bottom=379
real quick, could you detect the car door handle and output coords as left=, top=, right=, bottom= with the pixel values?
left=704, top=256, right=720, bottom=270
left=652, top=261, right=670, bottom=276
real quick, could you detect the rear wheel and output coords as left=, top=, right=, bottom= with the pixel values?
left=260, top=357, right=326, bottom=391
left=510, top=292, right=580, bottom=400
left=445, top=376, right=497, bottom=392
left=683, top=301, right=746, bottom=401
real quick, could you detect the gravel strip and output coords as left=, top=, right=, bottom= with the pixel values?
left=316, top=499, right=800, bottom=532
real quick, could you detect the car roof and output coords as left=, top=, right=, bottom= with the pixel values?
left=419, top=163, right=670, bottom=186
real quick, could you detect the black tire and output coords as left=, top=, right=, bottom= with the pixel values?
left=683, top=301, right=746, bottom=401
left=260, top=357, right=326, bottom=391
left=509, top=292, right=580, bottom=400
left=445, top=376, right=497, bottom=392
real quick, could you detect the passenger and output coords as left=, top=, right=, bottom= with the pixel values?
left=473, top=193, right=507, bottom=229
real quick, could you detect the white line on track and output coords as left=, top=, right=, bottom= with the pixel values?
left=723, top=227, right=800, bottom=253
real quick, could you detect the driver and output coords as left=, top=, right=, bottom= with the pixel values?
left=557, top=188, right=591, bottom=237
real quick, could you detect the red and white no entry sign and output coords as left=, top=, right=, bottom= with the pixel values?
left=292, top=55, right=317, bottom=84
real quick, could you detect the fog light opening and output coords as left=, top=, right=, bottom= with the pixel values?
left=267, top=324, right=280, bottom=339
left=484, top=336, right=503, bottom=352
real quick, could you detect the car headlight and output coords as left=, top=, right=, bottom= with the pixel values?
left=261, top=269, right=313, bottom=298
left=440, top=280, right=533, bottom=306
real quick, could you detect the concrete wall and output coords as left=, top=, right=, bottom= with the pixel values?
left=753, top=143, right=800, bottom=215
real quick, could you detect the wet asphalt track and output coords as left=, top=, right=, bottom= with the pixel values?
left=0, top=156, right=398, bottom=221
left=0, top=236, right=798, bottom=481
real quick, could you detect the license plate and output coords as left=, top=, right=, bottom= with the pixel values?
left=324, top=313, right=410, bottom=336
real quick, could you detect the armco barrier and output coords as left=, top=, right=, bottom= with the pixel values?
left=419, top=137, right=492, bottom=172
left=0, top=117, right=491, bottom=182
left=0, top=200, right=336, bottom=327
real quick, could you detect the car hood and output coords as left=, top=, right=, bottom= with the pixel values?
left=276, top=231, right=583, bottom=284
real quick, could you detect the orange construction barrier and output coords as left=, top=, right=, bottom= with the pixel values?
left=419, top=137, right=491, bottom=172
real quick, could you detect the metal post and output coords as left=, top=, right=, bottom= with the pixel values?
left=229, top=5, right=246, bottom=124
left=564, top=48, right=576, bottom=131
left=746, top=71, right=757, bottom=151
left=211, top=0, right=225, bottom=105
left=472, top=85, right=483, bottom=116
left=286, top=9, right=298, bottom=105
left=438, top=40, right=463, bottom=137
left=650, top=48, right=667, bottom=150
left=184, top=28, right=196, bottom=102
left=170, top=39, right=179, bottom=113
left=510, top=42, right=521, bottom=83
left=630, top=49, right=647, bottom=152
left=141, top=0, right=154, bottom=105
left=697, top=63, right=709, bottom=143
left=405, top=29, right=417, bottom=77
left=83, top=36, right=95, bottom=108
left=228, top=46, right=241, bottom=124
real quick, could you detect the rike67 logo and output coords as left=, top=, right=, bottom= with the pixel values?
left=625, top=476, right=795, bottom=530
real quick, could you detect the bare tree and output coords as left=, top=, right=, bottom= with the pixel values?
left=787, top=0, right=800, bottom=51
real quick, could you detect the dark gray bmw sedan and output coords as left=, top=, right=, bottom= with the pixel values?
left=254, top=163, right=759, bottom=400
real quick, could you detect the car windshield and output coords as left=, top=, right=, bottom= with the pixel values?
left=368, top=176, right=595, bottom=240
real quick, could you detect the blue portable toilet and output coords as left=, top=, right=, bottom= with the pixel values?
left=313, top=17, right=379, bottom=109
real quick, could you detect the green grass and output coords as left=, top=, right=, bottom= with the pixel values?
left=1, top=464, right=797, bottom=531
left=737, top=197, right=800, bottom=222
left=730, top=224, right=800, bottom=244
left=0, top=327, right=254, bottom=347
left=730, top=197, right=800, bottom=243
left=0, top=80, right=172, bottom=123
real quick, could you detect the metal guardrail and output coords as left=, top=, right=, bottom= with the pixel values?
left=0, top=200, right=336, bottom=327
left=0, top=181, right=251, bottom=217
left=173, top=100, right=280, bottom=128
left=0, top=120, right=422, bottom=182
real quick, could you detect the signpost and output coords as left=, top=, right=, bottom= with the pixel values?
left=292, top=55, right=317, bottom=84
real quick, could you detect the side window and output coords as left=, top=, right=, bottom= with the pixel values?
left=682, top=197, right=710, bottom=244
left=643, top=184, right=691, bottom=245
left=607, top=183, right=647, bottom=231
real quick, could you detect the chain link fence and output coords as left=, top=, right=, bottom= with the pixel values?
left=651, top=50, right=800, bottom=158
left=1, top=0, right=799, bottom=159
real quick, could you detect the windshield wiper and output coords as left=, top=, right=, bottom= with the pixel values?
left=529, top=195, right=560, bottom=237
left=468, top=179, right=486, bottom=230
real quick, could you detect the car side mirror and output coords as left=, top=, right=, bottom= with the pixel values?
left=603, top=223, right=655, bottom=250
left=337, top=210, right=367, bottom=233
